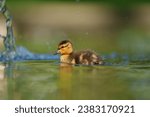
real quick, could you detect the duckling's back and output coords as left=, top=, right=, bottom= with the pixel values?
left=73, top=50, right=103, bottom=65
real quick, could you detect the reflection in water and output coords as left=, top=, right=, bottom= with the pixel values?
left=0, top=63, right=17, bottom=99
left=0, top=64, right=5, bottom=79
left=58, top=64, right=136, bottom=100
left=70, top=66, right=133, bottom=100
left=59, top=63, right=73, bottom=99
left=0, top=64, right=6, bottom=99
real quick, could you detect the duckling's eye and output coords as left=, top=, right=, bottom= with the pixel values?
left=61, top=44, right=69, bottom=49
left=58, top=43, right=69, bottom=50
left=61, top=46, right=65, bottom=48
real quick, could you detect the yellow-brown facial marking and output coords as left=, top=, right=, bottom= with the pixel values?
left=57, top=41, right=73, bottom=55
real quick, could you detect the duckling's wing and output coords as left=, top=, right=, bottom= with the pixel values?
left=73, top=50, right=104, bottom=65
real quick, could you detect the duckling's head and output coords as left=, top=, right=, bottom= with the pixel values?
left=56, top=40, right=73, bottom=55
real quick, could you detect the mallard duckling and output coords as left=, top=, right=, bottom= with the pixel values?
left=55, top=40, right=104, bottom=65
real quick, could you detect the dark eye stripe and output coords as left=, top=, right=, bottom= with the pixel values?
left=59, top=44, right=69, bottom=49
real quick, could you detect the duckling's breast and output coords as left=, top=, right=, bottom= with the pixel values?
left=60, top=54, right=75, bottom=64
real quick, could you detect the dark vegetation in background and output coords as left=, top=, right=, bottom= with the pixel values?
left=7, top=0, right=150, bottom=13
left=7, top=0, right=150, bottom=4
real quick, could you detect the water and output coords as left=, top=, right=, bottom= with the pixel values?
left=0, top=61, right=149, bottom=100
left=0, top=49, right=149, bottom=99
left=0, top=1, right=150, bottom=100
left=0, top=0, right=16, bottom=62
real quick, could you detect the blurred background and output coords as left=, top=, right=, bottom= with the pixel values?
left=0, top=0, right=150, bottom=55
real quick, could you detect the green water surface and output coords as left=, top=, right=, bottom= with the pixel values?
left=0, top=61, right=150, bottom=100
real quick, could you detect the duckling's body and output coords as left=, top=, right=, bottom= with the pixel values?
left=56, top=40, right=104, bottom=65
